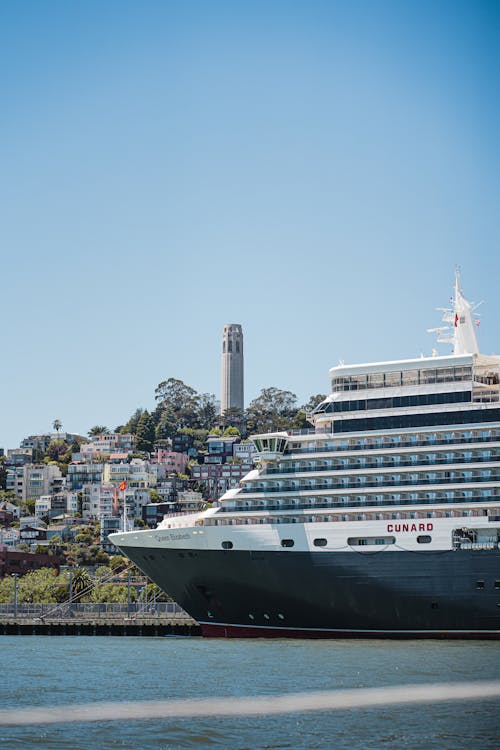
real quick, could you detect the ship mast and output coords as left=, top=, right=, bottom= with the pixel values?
left=428, top=270, right=481, bottom=355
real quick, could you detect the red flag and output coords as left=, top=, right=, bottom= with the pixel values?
left=454, top=313, right=458, bottom=328
left=119, top=480, right=127, bottom=491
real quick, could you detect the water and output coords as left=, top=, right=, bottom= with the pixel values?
left=1, top=636, right=499, bottom=749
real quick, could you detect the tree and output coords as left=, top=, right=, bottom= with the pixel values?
left=52, top=419, right=62, bottom=435
left=221, top=406, right=246, bottom=434
left=135, top=411, right=155, bottom=453
left=120, top=408, right=145, bottom=435
left=223, top=426, right=240, bottom=437
left=154, top=378, right=200, bottom=431
left=46, top=439, right=69, bottom=462
left=302, top=394, right=327, bottom=412
left=154, top=408, right=178, bottom=441
left=246, top=387, right=298, bottom=434
left=197, top=393, right=218, bottom=430
left=88, top=426, right=110, bottom=437
left=0, top=462, right=7, bottom=491
left=149, top=489, right=162, bottom=503
left=70, top=568, right=93, bottom=602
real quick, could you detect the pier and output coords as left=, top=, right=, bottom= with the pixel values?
left=0, top=602, right=201, bottom=636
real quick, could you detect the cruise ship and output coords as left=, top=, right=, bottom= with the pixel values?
left=110, top=274, right=500, bottom=638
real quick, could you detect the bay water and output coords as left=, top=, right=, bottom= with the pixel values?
left=1, top=636, right=499, bottom=749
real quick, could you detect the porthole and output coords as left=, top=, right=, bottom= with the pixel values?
left=249, top=614, right=254, bottom=620
left=281, top=539, right=295, bottom=548
left=264, top=614, right=270, bottom=620
left=476, top=580, right=485, bottom=590
left=278, top=613, right=285, bottom=620
left=314, top=538, right=327, bottom=547
left=221, top=541, right=233, bottom=549
left=495, top=581, right=500, bottom=590
left=417, top=535, right=432, bottom=544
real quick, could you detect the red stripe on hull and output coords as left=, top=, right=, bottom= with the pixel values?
left=200, top=623, right=500, bottom=640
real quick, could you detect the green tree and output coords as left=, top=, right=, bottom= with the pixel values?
left=135, top=411, right=155, bottom=453
left=0, top=462, right=7, bottom=491
left=88, top=426, right=110, bottom=437
left=154, top=378, right=200, bottom=432
left=221, top=406, right=246, bottom=433
left=32, top=441, right=45, bottom=463
left=120, top=408, right=145, bottom=435
left=197, top=393, right=218, bottom=430
left=223, top=426, right=240, bottom=437
left=0, top=568, right=61, bottom=604
left=302, top=394, right=327, bottom=412
left=90, top=582, right=133, bottom=603
left=246, top=387, right=298, bottom=433
left=46, top=439, right=70, bottom=463
left=52, top=419, right=62, bottom=435
left=154, top=408, right=178, bottom=441
left=178, top=427, right=209, bottom=452
left=70, top=568, right=93, bottom=601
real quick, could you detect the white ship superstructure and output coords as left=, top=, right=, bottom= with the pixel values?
left=111, top=273, right=500, bottom=637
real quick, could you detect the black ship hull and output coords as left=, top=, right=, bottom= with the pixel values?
left=119, top=544, right=500, bottom=638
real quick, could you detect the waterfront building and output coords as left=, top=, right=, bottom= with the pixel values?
left=0, top=547, right=60, bottom=577
left=67, top=462, right=104, bottom=491
left=0, top=527, right=20, bottom=548
left=221, top=323, right=244, bottom=415
left=35, top=491, right=79, bottom=520
left=233, top=441, right=257, bottom=463
left=82, top=483, right=115, bottom=521
left=154, top=449, right=189, bottom=475
left=189, top=459, right=254, bottom=495
left=5, top=448, right=33, bottom=465
left=7, top=464, right=64, bottom=502
left=80, top=432, right=135, bottom=458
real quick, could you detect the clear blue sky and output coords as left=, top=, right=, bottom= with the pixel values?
left=1, top=0, right=499, bottom=449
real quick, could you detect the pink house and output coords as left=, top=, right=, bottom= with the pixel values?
left=155, top=450, right=189, bottom=475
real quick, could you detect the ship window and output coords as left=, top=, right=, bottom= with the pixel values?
left=348, top=536, right=395, bottom=546
left=476, top=580, right=485, bottom=590
left=495, top=581, right=500, bottom=590
left=281, top=539, right=294, bottom=547
left=313, top=538, right=327, bottom=547
left=417, top=535, right=432, bottom=544
left=221, top=541, right=233, bottom=549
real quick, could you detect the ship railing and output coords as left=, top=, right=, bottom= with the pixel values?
left=263, top=454, right=499, bottom=475
left=289, top=437, right=500, bottom=454
left=240, top=475, right=500, bottom=493
left=215, top=495, right=497, bottom=518
left=0, top=602, right=191, bottom=621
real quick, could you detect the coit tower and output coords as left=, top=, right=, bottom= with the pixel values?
left=221, top=324, right=244, bottom=415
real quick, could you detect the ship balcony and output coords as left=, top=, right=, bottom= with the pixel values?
left=241, top=473, right=500, bottom=494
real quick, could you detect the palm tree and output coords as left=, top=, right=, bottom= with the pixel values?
left=88, top=425, right=110, bottom=437
left=52, top=419, right=62, bottom=435
left=70, top=568, right=93, bottom=602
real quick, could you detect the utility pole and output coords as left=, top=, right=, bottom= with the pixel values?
left=69, top=569, right=73, bottom=616
left=12, top=574, right=19, bottom=620
left=127, top=571, right=131, bottom=619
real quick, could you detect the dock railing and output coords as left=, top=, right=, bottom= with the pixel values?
left=0, top=602, right=192, bottom=621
